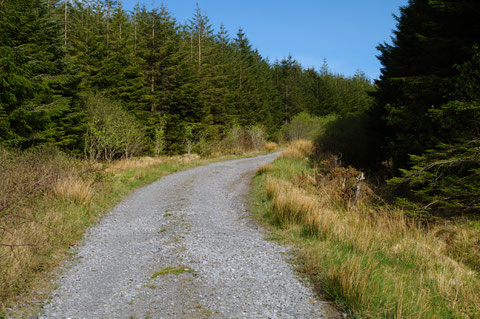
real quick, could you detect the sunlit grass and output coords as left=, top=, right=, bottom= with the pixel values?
left=251, top=140, right=480, bottom=318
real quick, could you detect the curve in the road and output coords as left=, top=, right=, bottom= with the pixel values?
left=40, top=153, right=338, bottom=319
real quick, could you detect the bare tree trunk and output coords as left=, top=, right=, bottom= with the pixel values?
left=64, top=0, right=68, bottom=48
left=198, top=27, right=201, bottom=70
left=152, top=0, right=155, bottom=43
left=106, top=1, right=110, bottom=57
left=150, top=0, right=155, bottom=111
left=133, top=6, right=137, bottom=60
left=190, top=30, right=193, bottom=63
left=119, top=6, right=122, bottom=40
left=85, top=1, right=90, bottom=51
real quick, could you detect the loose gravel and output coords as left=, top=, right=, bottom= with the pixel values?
left=39, top=153, right=340, bottom=318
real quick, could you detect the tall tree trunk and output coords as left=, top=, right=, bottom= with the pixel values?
left=106, top=1, right=110, bottom=57
left=198, top=27, right=201, bottom=71
left=151, top=0, right=156, bottom=111
left=119, top=9, right=122, bottom=40
left=190, top=30, right=193, bottom=63
left=85, top=1, right=89, bottom=51
left=133, top=6, right=137, bottom=60
left=64, top=0, right=68, bottom=48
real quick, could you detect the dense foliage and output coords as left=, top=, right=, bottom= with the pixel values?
left=0, top=0, right=373, bottom=156
left=371, top=0, right=480, bottom=216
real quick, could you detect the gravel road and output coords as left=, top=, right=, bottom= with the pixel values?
left=39, top=153, right=339, bottom=319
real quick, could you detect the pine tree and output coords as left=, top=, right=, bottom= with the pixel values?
left=273, top=55, right=306, bottom=121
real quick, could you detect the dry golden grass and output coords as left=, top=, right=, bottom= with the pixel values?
left=257, top=143, right=480, bottom=318
left=106, top=154, right=201, bottom=173
left=106, top=156, right=166, bottom=171
left=0, top=148, right=94, bottom=307
left=280, top=139, right=313, bottom=159
left=266, top=174, right=480, bottom=316
left=53, top=176, right=94, bottom=204
left=265, top=142, right=278, bottom=152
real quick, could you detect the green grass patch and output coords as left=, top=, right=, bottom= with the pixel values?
left=150, top=266, right=195, bottom=279
left=143, top=284, right=156, bottom=289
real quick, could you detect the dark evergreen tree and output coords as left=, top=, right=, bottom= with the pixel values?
left=372, top=0, right=480, bottom=169
left=0, top=0, right=83, bottom=151
left=372, top=0, right=480, bottom=216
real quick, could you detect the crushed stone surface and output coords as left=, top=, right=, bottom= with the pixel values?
left=38, top=153, right=340, bottom=318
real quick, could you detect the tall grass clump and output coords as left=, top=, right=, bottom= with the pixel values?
left=0, top=147, right=96, bottom=305
left=252, top=140, right=480, bottom=318
left=280, top=139, right=313, bottom=160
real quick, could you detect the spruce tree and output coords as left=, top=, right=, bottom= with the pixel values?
left=373, top=0, right=480, bottom=216
left=0, top=0, right=83, bottom=150
left=373, top=0, right=480, bottom=169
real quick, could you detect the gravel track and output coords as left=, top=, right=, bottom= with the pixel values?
left=39, top=153, right=339, bottom=319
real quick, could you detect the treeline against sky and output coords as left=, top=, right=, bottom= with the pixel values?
left=3, top=0, right=476, bottom=217
left=0, top=0, right=373, bottom=156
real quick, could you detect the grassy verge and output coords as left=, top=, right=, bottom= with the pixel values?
left=250, top=140, right=480, bottom=318
left=0, top=146, right=276, bottom=315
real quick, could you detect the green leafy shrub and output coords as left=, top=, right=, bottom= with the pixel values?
left=84, top=94, right=145, bottom=161
left=247, top=124, right=266, bottom=150
left=223, top=124, right=267, bottom=152
left=281, top=112, right=337, bottom=141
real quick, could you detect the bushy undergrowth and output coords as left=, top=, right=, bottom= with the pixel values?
left=252, top=140, right=480, bottom=318
left=280, top=112, right=337, bottom=142
left=0, top=147, right=97, bottom=306
left=0, top=143, right=277, bottom=313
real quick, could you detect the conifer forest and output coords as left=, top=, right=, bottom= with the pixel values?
left=2, top=0, right=477, bottom=218
left=1, top=0, right=480, bottom=316
left=0, top=0, right=373, bottom=156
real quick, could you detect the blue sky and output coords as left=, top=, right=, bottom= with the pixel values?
left=122, top=0, right=408, bottom=80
